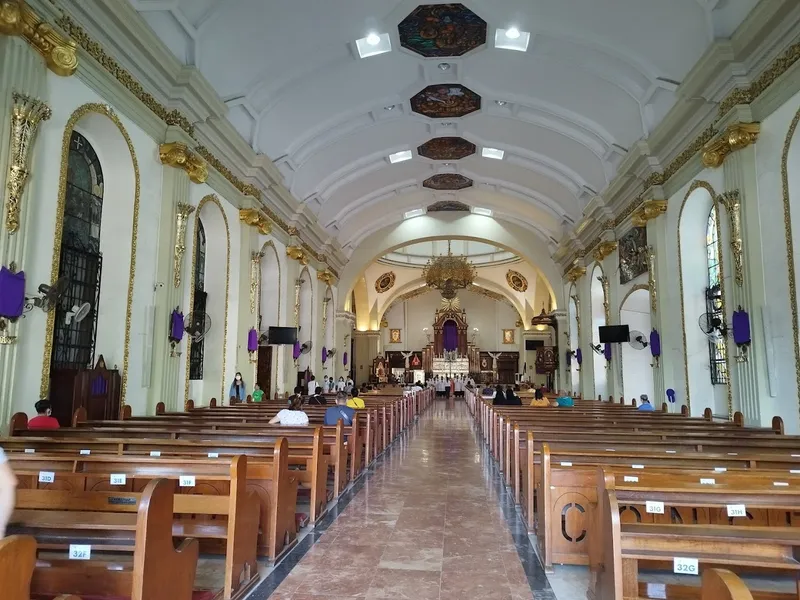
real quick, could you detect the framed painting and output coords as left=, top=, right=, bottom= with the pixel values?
left=502, top=329, right=515, bottom=344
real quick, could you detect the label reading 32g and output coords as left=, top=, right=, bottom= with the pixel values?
left=673, top=557, right=698, bottom=575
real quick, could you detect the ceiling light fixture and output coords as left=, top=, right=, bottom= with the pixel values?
left=472, top=207, right=493, bottom=217
left=482, top=147, right=505, bottom=160
left=438, top=62, right=451, bottom=71
left=384, top=105, right=395, bottom=111
left=404, top=208, right=425, bottom=219
left=389, top=150, right=413, bottom=164
left=495, top=28, right=530, bottom=52
left=496, top=100, right=507, bottom=106
left=356, top=33, right=392, bottom=58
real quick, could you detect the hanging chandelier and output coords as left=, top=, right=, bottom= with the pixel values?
left=422, top=240, right=477, bottom=297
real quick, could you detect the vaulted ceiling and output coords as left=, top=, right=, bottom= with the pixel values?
left=130, top=0, right=758, bottom=257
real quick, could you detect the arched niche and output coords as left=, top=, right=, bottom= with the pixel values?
left=323, top=285, right=335, bottom=371
left=678, top=181, right=729, bottom=418
left=185, top=194, right=230, bottom=405
left=297, top=266, right=314, bottom=372
left=257, top=240, right=281, bottom=397
left=619, top=286, right=653, bottom=403
left=590, top=264, right=607, bottom=398
left=40, top=104, right=140, bottom=412
left=567, top=284, right=579, bottom=395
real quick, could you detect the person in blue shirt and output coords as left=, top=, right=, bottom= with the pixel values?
left=229, top=372, right=246, bottom=403
left=554, top=395, right=574, bottom=407
left=324, top=392, right=355, bottom=426
left=637, top=394, right=655, bottom=411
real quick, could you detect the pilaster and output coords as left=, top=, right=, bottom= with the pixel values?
left=576, top=270, right=595, bottom=399
left=0, top=37, right=49, bottom=430
left=648, top=217, right=674, bottom=410
left=236, top=223, right=256, bottom=389
left=552, top=310, right=568, bottom=393
left=335, top=310, right=355, bottom=381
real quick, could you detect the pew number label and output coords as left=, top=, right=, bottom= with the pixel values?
left=24, top=448, right=35, bottom=454
left=208, top=452, right=220, bottom=458
left=673, top=557, right=699, bottom=575
left=560, top=461, right=572, bottom=467
left=646, top=501, right=665, bottom=514
left=179, top=475, right=196, bottom=487
left=149, top=451, right=161, bottom=457
left=110, top=473, right=127, bottom=486
left=624, top=476, right=639, bottom=483
left=714, top=467, right=727, bottom=473
left=69, top=544, right=91, bottom=560
left=80, top=449, right=91, bottom=455
left=632, top=464, right=645, bottom=469
left=727, top=504, right=747, bottom=517
left=38, top=471, right=55, bottom=484
left=700, top=478, right=716, bottom=485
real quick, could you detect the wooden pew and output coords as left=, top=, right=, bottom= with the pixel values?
left=8, top=454, right=259, bottom=599
left=589, top=468, right=800, bottom=600
left=4, top=478, right=199, bottom=600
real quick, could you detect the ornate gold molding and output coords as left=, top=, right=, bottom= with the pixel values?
left=645, top=245, right=657, bottom=314
left=566, top=261, right=586, bottom=283
left=194, top=145, right=261, bottom=200
left=718, top=190, right=744, bottom=287
left=0, top=335, right=16, bottom=345
left=597, top=274, right=610, bottom=324
left=287, top=226, right=298, bottom=236
left=631, top=200, right=667, bottom=228
left=592, top=240, right=618, bottom=263
left=286, top=245, right=309, bottom=265
left=294, top=278, right=302, bottom=329
left=0, top=0, right=77, bottom=76
left=239, top=208, right=272, bottom=235
left=570, top=294, right=581, bottom=339
left=701, top=123, right=760, bottom=168
left=5, top=93, right=51, bottom=233
left=159, top=142, right=207, bottom=184
left=250, top=251, right=263, bottom=315
left=172, top=202, right=195, bottom=288
left=317, top=269, right=336, bottom=286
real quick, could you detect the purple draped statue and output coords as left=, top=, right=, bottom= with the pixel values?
left=442, top=320, right=458, bottom=352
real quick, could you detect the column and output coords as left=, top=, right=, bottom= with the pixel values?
left=0, top=35, right=51, bottom=430
left=593, top=240, right=619, bottom=399
left=335, top=310, right=355, bottom=381
left=552, top=310, right=568, bottom=393
left=234, top=215, right=257, bottom=394
left=648, top=215, right=678, bottom=411
left=720, top=131, right=766, bottom=425
left=147, top=136, right=208, bottom=413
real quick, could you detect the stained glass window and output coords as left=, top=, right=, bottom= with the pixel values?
left=706, top=207, right=728, bottom=385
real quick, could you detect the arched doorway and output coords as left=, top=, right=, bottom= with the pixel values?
left=620, top=287, right=654, bottom=403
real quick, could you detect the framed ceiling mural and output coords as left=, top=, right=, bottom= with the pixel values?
left=427, top=200, right=471, bottom=211
left=506, top=270, right=528, bottom=292
left=423, top=174, right=473, bottom=191
left=618, top=226, right=648, bottom=284
left=410, top=84, right=482, bottom=119
left=398, top=4, right=487, bottom=58
left=417, top=137, right=476, bottom=160
left=375, top=271, right=396, bottom=293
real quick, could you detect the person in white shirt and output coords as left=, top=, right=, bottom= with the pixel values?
left=345, top=377, right=354, bottom=394
left=435, top=376, right=445, bottom=397
left=454, top=375, right=464, bottom=398
left=336, top=376, right=346, bottom=392
left=412, top=381, right=423, bottom=393
left=269, top=396, right=310, bottom=426
left=0, top=448, right=16, bottom=538
left=307, top=374, right=317, bottom=395
left=322, top=376, right=329, bottom=393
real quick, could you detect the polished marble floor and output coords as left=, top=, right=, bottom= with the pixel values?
left=253, top=400, right=554, bottom=599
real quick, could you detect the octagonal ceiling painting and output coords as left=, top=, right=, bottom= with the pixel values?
left=417, top=137, right=476, bottom=160
left=398, top=3, right=487, bottom=58
left=410, top=84, right=481, bottom=119
left=423, top=174, right=474, bottom=191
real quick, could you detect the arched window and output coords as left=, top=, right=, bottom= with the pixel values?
left=51, top=131, right=104, bottom=370
left=189, top=219, right=207, bottom=380
left=706, top=206, right=728, bottom=384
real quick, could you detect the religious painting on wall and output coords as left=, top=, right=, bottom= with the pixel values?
left=410, top=85, right=482, bottom=119
left=390, top=329, right=402, bottom=344
left=423, top=174, right=473, bottom=190
left=398, top=4, right=487, bottom=58
left=502, top=329, right=515, bottom=344
left=506, top=269, right=528, bottom=292
left=618, top=226, right=648, bottom=284
left=427, top=200, right=470, bottom=211
left=375, top=272, right=396, bottom=293
left=417, top=137, right=476, bottom=161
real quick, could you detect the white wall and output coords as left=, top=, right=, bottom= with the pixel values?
left=620, top=290, right=654, bottom=404
left=590, top=265, right=607, bottom=399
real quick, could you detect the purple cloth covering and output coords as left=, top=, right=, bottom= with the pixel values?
left=603, top=343, right=612, bottom=361
left=442, top=320, right=458, bottom=351
left=169, top=309, right=184, bottom=342
left=649, top=329, right=661, bottom=357
left=732, top=309, right=751, bottom=346
left=0, top=267, right=25, bottom=319
left=321, top=346, right=328, bottom=363
left=293, top=341, right=301, bottom=360
left=247, top=327, right=258, bottom=352
left=575, top=348, right=582, bottom=365
left=343, top=351, right=348, bottom=366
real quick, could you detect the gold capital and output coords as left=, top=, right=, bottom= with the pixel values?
left=239, top=208, right=272, bottom=235
left=592, top=241, right=618, bottom=263
left=286, top=245, right=309, bottom=265
left=317, top=268, right=336, bottom=285
left=701, top=122, right=760, bottom=168
left=159, top=142, right=208, bottom=184
left=0, top=0, right=78, bottom=76
left=631, top=199, right=667, bottom=227
left=566, top=261, right=586, bottom=283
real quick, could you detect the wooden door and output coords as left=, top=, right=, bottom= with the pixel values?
left=257, top=346, right=272, bottom=399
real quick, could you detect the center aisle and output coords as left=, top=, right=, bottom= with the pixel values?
left=264, top=400, right=555, bottom=600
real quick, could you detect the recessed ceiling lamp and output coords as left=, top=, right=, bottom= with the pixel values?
left=438, top=62, right=451, bottom=71
left=356, top=32, right=392, bottom=58
left=495, top=27, right=530, bottom=52
left=471, top=207, right=493, bottom=217
left=389, top=150, right=413, bottom=164
left=482, top=147, right=505, bottom=160
left=495, top=100, right=507, bottom=106
left=404, top=208, right=426, bottom=219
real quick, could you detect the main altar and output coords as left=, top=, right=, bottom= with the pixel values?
left=421, top=305, right=481, bottom=376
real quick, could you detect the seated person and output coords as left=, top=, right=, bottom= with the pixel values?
left=481, top=386, right=495, bottom=399
left=553, top=395, right=574, bottom=407
left=492, top=385, right=507, bottom=406
left=637, top=394, right=655, bottom=411
left=530, top=395, right=550, bottom=407
left=251, top=383, right=265, bottom=403
left=0, top=447, right=16, bottom=538
left=505, top=385, right=522, bottom=406
left=534, top=385, right=545, bottom=401
left=28, top=400, right=60, bottom=430
left=269, top=395, right=309, bottom=426
left=307, top=386, right=327, bottom=405
left=346, top=391, right=365, bottom=409
left=324, top=392, right=355, bottom=426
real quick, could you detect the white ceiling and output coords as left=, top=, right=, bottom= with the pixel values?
left=130, top=0, right=758, bottom=253
left=380, top=240, right=518, bottom=266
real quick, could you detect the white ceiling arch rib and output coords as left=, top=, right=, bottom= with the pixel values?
left=130, top=0, right=759, bottom=259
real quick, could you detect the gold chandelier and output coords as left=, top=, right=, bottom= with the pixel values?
left=422, top=241, right=477, bottom=298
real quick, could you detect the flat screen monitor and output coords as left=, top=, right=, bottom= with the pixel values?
left=598, top=325, right=630, bottom=344
left=268, top=326, right=298, bottom=345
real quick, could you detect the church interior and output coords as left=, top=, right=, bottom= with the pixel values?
left=1, top=1, right=800, bottom=599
